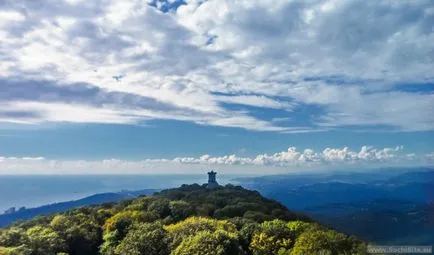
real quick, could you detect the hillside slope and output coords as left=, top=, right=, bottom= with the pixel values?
left=0, top=189, right=158, bottom=228
left=0, top=184, right=366, bottom=255
left=235, top=169, right=434, bottom=245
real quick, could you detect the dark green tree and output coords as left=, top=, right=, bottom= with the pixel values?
left=0, top=228, right=26, bottom=247
left=50, top=214, right=102, bottom=255
left=169, top=201, right=195, bottom=221
left=148, top=199, right=171, bottom=218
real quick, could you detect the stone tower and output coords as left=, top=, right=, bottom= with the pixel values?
left=207, top=170, right=219, bottom=189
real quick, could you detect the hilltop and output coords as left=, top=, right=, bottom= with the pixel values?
left=0, top=184, right=366, bottom=255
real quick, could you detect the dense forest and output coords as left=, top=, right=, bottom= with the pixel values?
left=0, top=184, right=366, bottom=255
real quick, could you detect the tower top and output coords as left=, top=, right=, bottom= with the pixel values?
left=207, top=171, right=219, bottom=189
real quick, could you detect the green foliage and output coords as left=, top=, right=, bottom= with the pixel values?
left=243, top=211, right=272, bottom=222
left=239, top=221, right=259, bottom=251
left=169, top=200, right=195, bottom=221
left=286, top=221, right=315, bottom=238
left=165, top=217, right=237, bottom=250
left=14, top=215, right=54, bottom=230
left=50, top=214, right=102, bottom=255
left=0, top=185, right=365, bottom=255
left=124, top=196, right=155, bottom=211
left=115, top=222, right=169, bottom=255
left=227, top=217, right=256, bottom=230
left=100, top=210, right=158, bottom=254
left=249, top=220, right=294, bottom=255
left=291, top=228, right=366, bottom=255
left=99, top=230, right=119, bottom=255
left=148, top=199, right=171, bottom=218
left=0, top=228, right=25, bottom=247
left=196, top=203, right=216, bottom=216
left=173, top=230, right=242, bottom=255
left=25, top=226, right=65, bottom=255
left=0, top=245, right=32, bottom=255
left=214, top=202, right=267, bottom=219
left=103, top=210, right=157, bottom=233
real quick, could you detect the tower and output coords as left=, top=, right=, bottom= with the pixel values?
left=207, top=170, right=219, bottom=189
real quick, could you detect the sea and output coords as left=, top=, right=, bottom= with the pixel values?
left=0, top=174, right=246, bottom=213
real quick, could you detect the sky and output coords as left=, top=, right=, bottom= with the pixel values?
left=0, top=0, right=433, bottom=174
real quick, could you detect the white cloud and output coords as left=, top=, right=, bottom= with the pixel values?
left=149, top=145, right=414, bottom=167
left=0, top=0, right=433, bottom=131
left=0, top=156, right=45, bottom=162
left=1, top=145, right=431, bottom=174
left=214, top=94, right=294, bottom=110
left=426, top=152, right=434, bottom=160
left=0, top=10, right=25, bottom=24
left=322, top=146, right=403, bottom=162
left=0, top=101, right=145, bottom=124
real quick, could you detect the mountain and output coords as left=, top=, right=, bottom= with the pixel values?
left=383, top=170, right=434, bottom=184
left=0, top=184, right=366, bottom=255
left=0, top=189, right=158, bottom=228
left=234, top=167, right=419, bottom=189
left=308, top=200, right=434, bottom=245
left=262, top=182, right=389, bottom=210
left=234, top=168, right=434, bottom=245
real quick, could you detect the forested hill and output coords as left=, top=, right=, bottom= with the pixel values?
left=0, top=189, right=158, bottom=228
left=0, top=184, right=366, bottom=255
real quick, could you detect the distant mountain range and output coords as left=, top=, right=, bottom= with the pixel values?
left=308, top=199, right=434, bottom=245
left=0, top=189, right=158, bottom=227
left=234, top=167, right=434, bottom=245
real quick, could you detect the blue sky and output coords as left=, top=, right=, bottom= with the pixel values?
left=0, top=0, right=433, bottom=174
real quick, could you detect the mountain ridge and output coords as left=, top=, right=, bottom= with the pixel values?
left=235, top=169, right=434, bottom=245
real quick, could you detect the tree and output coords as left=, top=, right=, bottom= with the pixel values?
left=172, top=230, right=242, bottom=255
left=249, top=220, right=294, bottom=255
left=228, top=217, right=256, bottom=230
left=100, top=231, right=119, bottom=255
left=286, top=221, right=315, bottom=238
left=50, top=214, right=102, bottom=255
left=196, top=203, right=216, bottom=217
left=115, top=223, right=169, bottom=255
left=291, top=229, right=366, bottom=255
left=243, top=211, right=271, bottom=223
left=169, top=201, right=194, bottom=221
left=101, top=210, right=157, bottom=255
left=214, top=205, right=242, bottom=219
left=0, top=228, right=26, bottom=247
left=0, top=245, right=32, bottom=255
left=165, top=217, right=237, bottom=250
left=239, top=222, right=259, bottom=253
left=148, top=199, right=171, bottom=218
left=103, top=210, right=158, bottom=233
left=125, top=197, right=155, bottom=211
left=24, top=226, right=65, bottom=255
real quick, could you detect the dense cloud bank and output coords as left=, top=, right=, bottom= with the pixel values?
left=1, top=146, right=433, bottom=174
left=0, top=0, right=433, bottom=131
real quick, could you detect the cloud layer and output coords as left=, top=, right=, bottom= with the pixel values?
left=1, top=146, right=432, bottom=174
left=169, top=145, right=406, bottom=166
left=0, top=0, right=433, bottom=131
